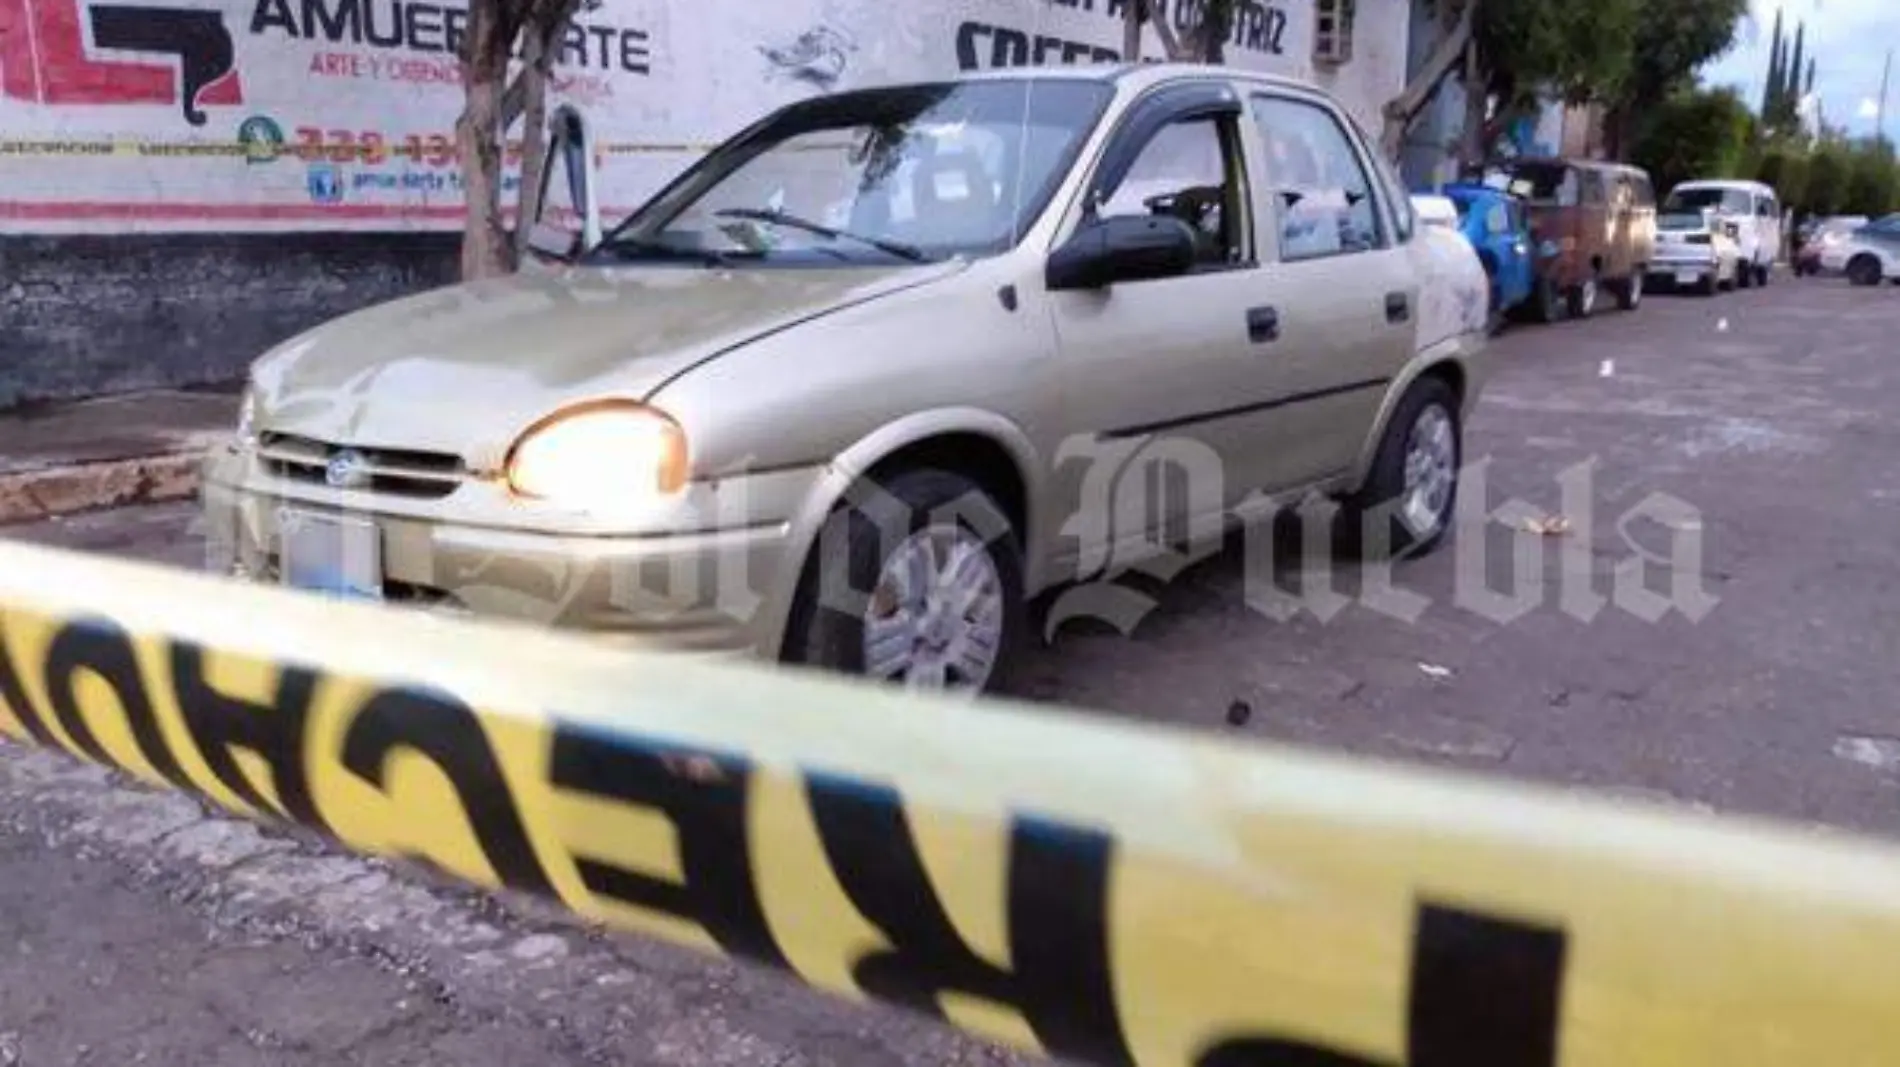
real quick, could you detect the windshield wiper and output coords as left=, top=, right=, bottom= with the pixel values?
left=712, top=208, right=929, bottom=263
left=592, top=237, right=738, bottom=268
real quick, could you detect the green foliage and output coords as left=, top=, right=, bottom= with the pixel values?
left=1845, top=139, right=1900, bottom=218
left=1806, top=141, right=1853, bottom=216
left=1631, top=86, right=1755, bottom=192
left=1600, top=0, right=1747, bottom=157
left=1475, top=0, right=1640, bottom=111
left=1756, top=141, right=1810, bottom=208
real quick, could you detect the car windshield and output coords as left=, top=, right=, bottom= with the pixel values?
left=594, top=80, right=1113, bottom=267
left=1664, top=187, right=1752, bottom=215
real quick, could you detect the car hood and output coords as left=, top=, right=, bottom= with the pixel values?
left=249, top=260, right=963, bottom=462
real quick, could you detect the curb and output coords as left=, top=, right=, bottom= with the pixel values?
left=0, top=451, right=203, bottom=526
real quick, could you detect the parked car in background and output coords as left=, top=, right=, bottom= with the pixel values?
left=1662, top=179, right=1780, bottom=288
left=202, top=64, right=1493, bottom=697
left=1649, top=207, right=1741, bottom=295
left=1479, top=157, right=1656, bottom=321
left=1440, top=181, right=1537, bottom=326
left=1820, top=214, right=1900, bottom=286
left=1794, top=215, right=1871, bottom=276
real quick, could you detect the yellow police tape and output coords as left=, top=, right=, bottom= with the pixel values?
left=1, top=538, right=1898, bottom=1067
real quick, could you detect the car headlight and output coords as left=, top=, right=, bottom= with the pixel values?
left=505, top=401, right=689, bottom=506
left=235, top=386, right=259, bottom=449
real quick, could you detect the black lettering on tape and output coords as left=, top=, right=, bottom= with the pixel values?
left=42, top=620, right=190, bottom=789
left=1197, top=904, right=1566, bottom=1067
left=340, top=687, right=554, bottom=895
left=807, top=775, right=1132, bottom=1066
left=1407, top=905, right=1565, bottom=1067
left=170, top=642, right=325, bottom=829
left=0, top=616, right=58, bottom=747
left=548, top=725, right=786, bottom=968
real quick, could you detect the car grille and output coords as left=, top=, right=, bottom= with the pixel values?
left=258, top=433, right=468, bottom=499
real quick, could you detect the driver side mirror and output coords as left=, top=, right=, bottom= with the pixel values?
left=1046, top=214, right=1198, bottom=292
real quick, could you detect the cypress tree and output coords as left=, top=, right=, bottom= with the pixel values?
left=1763, top=8, right=1785, bottom=119
left=1785, top=21, right=1806, bottom=125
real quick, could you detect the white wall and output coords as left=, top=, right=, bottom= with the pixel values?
left=2, top=0, right=1410, bottom=234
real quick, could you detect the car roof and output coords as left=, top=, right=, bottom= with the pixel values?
left=939, top=61, right=1329, bottom=97
left=1671, top=179, right=1772, bottom=193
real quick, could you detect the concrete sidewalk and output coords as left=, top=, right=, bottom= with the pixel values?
left=0, top=390, right=237, bottom=525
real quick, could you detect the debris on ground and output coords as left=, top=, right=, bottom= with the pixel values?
left=1520, top=515, right=1572, bottom=536
left=1418, top=663, right=1453, bottom=680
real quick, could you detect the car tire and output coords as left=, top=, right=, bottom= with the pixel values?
left=1613, top=270, right=1644, bottom=311
left=786, top=468, right=1025, bottom=696
left=1532, top=276, right=1564, bottom=323
left=1336, top=376, right=1461, bottom=561
left=1849, top=254, right=1883, bottom=287
left=1567, top=270, right=1600, bottom=318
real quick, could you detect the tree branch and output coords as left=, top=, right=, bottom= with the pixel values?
left=1149, top=0, right=1188, bottom=60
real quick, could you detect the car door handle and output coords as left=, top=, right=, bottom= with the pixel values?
left=1385, top=292, right=1410, bottom=323
left=1246, top=306, right=1279, bottom=343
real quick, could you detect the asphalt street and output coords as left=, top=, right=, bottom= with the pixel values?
left=5, top=273, right=1899, bottom=1063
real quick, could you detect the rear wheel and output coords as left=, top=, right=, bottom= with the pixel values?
left=1613, top=270, right=1644, bottom=311
left=1532, top=275, right=1564, bottom=323
left=1849, top=254, right=1883, bottom=287
left=787, top=468, right=1025, bottom=696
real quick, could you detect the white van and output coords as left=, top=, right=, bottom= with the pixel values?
left=1661, top=180, right=1782, bottom=288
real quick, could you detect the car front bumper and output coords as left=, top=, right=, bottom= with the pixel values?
left=199, top=443, right=823, bottom=660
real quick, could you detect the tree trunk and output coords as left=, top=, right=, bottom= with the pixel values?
left=510, top=26, right=555, bottom=262
left=1457, top=46, right=1488, bottom=167
left=1379, top=0, right=1475, bottom=159
left=457, top=0, right=513, bottom=280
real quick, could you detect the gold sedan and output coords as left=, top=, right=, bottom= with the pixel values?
left=202, top=64, right=1490, bottom=695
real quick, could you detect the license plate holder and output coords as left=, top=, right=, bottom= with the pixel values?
left=278, top=508, right=383, bottom=601
left=1676, top=270, right=1701, bottom=286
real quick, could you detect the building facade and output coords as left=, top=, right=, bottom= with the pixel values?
left=2, top=0, right=1414, bottom=402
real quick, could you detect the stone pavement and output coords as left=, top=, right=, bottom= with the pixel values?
left=0, top=388, right=237, bottom=524
left=5, top=273, right=1900, bottom=1063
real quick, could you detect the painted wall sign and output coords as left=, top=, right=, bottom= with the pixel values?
left=1, top=0, right=1388, bottom=234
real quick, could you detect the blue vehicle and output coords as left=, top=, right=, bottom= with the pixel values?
left=1440, top=182, right=1538, bottom=326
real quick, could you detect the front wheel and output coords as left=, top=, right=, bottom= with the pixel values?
left=1849, top=254, right=1883, bottom=287
left=1567, top=271, right=1600, bottom=318
left=787, top=468, right=1025, bottom=696
left=1337, top=376, right=1462, bottom=559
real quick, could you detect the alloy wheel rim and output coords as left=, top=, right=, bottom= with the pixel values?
left=862, top=524, right=1005, bottom=693
left=1401, top=404, right=1457, bottom=540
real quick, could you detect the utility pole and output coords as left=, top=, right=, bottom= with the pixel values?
left=1880, top=48, right=1893, bottom=146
